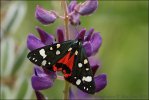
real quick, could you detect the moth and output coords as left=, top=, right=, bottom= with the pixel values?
left=27, top=39, right=95, bottom=94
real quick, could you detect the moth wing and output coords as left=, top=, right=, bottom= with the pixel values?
left=65, top=44, right=95, bottom=94
left=27, top=40, right=74, bottom=70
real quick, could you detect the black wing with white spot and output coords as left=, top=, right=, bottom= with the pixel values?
left=65, top=42, right=96, bottom=94
left=27, top=40, right=74, bottom=70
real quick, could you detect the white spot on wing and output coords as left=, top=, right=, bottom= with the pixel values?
left=56, top=44, right=61, bottom=48
left=42, top=60, right=47, bottom=66
left=48, top=62, right=51, bottom=65
left=78, top=63, right=82, bottom=68
left=86, top=68, right=89, bottom=71
left=82, top=76, right=92, bottom=82
left=84, top=87, right=86, bottom=89
left=76, top=79, right=81, bottom=85
left=56, top=50, right=60, bottom=55
left=75, top=50, right=78, bottom=55
left=39, top=49, right=47, bottom=58
left=50, top=47, right=53, bottom=50
left=84, top=59, right=88, bottom=64
left=68, top=48, right=72, bottom=51
left=35, top=60, right=37, bottom=62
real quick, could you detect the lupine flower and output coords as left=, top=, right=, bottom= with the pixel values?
left=35, top=5, right=57, bottom=25
left=27, top=0, right=107, bottom=99
left=27, top=26, right=107, bottom=99
left=35, top=0, right=98, bottom=25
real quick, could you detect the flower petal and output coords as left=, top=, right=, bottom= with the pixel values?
left=35, top=91, right=47, bottom=100
left=31, top=66, right=56, bottom=90
left=36, top=26, right=55, bottom=45
left=57, top=28, right=65, bottom=43
left=84, top=28, right=94, bottom=41
left=76, top=28, right=86, bottom=40
left=83, top=41, right=93, bottom=57
left=68, top=0, right=77, bottom=13
left=35, top=5, right=57, bottom=25
left=95, top=74, right=107, bottom=92
left=75, top=0, right=98, bottom=16
left=77, top=89, right=92, bottom=99
left=90, top=32, right=102, bottom=54
left=69, top=87, right=75, bottom=100
left=88, top=57, right=100, bottom=75
left=69, top=12, right=80, bottom=25
left=27, top=34, right=45, bottom=51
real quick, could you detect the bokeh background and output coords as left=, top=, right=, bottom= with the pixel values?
left=1, top=0, right=148, bottom=99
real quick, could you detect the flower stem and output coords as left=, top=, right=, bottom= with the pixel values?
left=61, top=0, right=70, bottom=100
left=61, top=0, right=69, bottom=40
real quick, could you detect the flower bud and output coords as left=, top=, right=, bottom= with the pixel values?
left=75, top=0, right=98, bottom=16
left=35, top=5, right=57, bottom=25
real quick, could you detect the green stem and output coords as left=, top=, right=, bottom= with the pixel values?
left=61, top=0, right=69, bottom=40
left=61, top=0, right=70, bottom=100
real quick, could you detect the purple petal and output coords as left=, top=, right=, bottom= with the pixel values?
left=69, top=87, right=75, bottom=100
left=90, top=32, right=102, bottom=54
left=35, top=91, right=46, bottom=100
left=83, top=41, right=93, bottom=57
left=36, top=26, right=55, bottom=45
left=57, top=28, right=65, bottom=43
left=76, top=28, right=86, bottom=40
left=31, top=66, right=56, bottom=90
left=84, top=28, right=94, bottom=41
left=68, top=0, right=77, bottom=13
left=69, top=12, right=80, bottom=25
left=27, top=34, right=45, bottom=51
left=35, top=5, right=57, bottom=25
left=88, top=57, right=100, bottom=75
left=95, top=74, right=107, bottom=92
left=77, top=89, right=92, bottom=99
left=75, top=0, right=98, bottom=16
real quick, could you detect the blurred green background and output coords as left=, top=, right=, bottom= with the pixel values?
left=1, top=0, right=148, bottom=99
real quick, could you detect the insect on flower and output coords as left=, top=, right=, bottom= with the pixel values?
left=27, top=38, right=96, bottom=94
left=27, top=0, right=107, bottom=99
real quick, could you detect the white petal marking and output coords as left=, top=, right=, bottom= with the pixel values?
left=39, top=49, right=47, bottom=58
left=42, top=60, right=47, bottom=66
left=76, top=79, right=81, bottom=85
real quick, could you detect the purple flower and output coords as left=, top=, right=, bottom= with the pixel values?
left=35, top=5, right=57, bottom=25
left=31, top=66, right=56, bottom=90
left=68, top=0, right=98, bottom=25
left=35, top=1, right=98, bottom=26
left=74, top=0, right=98, bottom=16
left=76, top=28, right=102, bottom=57
left=27, top=26, right=105, bottom=98
left=27, top=0, right=107, bottom=99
